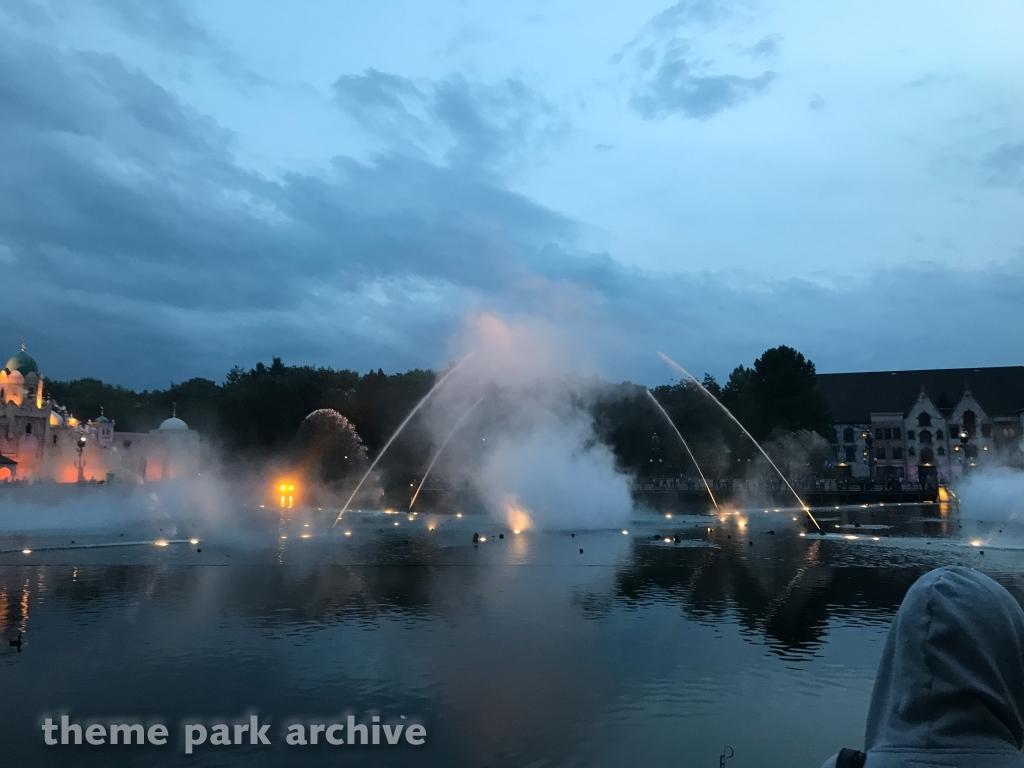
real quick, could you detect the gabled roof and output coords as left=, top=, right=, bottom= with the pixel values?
left=0, top=453, right=17, bottom=466
left=815, top=366, right=1024, bottom=424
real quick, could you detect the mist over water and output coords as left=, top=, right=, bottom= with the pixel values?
left=423, top=313, right=635, bottom=530
left=956, top=467, right=1024, bottom=523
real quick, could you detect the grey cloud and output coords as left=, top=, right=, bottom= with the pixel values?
left=808, top=93, right=826, bottom=111
left=742, top=34, right=782, bottom=59
left=649, top=0, right=727, bottom=32
left=904, top=72, right=951, bottom=89
left=984, top=142, right=1024, bottom=189
left=333, top=69, right=568, bottom=169
left=630, top=52, right=775, bottom=119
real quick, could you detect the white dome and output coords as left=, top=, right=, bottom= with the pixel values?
left=158, top=417, right=189, bottom=431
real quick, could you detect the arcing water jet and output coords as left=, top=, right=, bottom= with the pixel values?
left=333, top=355, right=472, bottom=527
left=657, top=352, right=821, bottom=532
left=645, top=389, right=719, bottom=512
left=409, top=396, right=484, bottom=511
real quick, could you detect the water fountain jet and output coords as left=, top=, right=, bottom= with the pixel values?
left=644, top=389, right=719, bottom=512
left=409, top=395, right=484, bottom=511
left=657, top=352, right=821, bottom=532
left=333, top=355, right=472, bottom=527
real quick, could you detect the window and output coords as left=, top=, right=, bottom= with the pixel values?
left=919, top=429, right=932, bottom=445
left=918, top=412, right=932, bottom=427
left=893, top=427, right=901, bottom=440
left=893, top=447, right=903, bottom=460
left=884, top=428, right=893, bottom=440
left=908, top=447, right=917, bottom=457
left=24, top=423, right=32, bottom=435
left=52, top=435, right=57, bottom=445
left=936, top=430, right=944, bottom=441
left=843, top=427, right=854, bottom=443
left=845, top=446, right=855, bottom=462
left=982, top=423, right=992, bottom=438
left=937, top=446, right=946, bottom=456
left=921, top=447, right=934, bottom=463
left=907, top=430, right=915, bottom=440
left=874, top=428, right=883, bottom=440
left=876, top=447, right=886, bottom=459
left=1004, top=428, right=1016, bottom=438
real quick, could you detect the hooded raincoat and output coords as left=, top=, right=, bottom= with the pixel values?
left=820, top=566, right=1024, bottom=768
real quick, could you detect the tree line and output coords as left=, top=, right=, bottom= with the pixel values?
left=45, top=346, right=834, bottom=487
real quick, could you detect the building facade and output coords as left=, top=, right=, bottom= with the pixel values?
left=0, top=345, right=200, bottom=483
left=816, top=367, right=1024, bottom=484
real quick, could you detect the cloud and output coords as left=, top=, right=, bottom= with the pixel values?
left=648, top=0, right=729, bottom=33
left=332, top=69, right=568, bottom=170
left=984, top=141, right=1024, bottom=190
left=808, top=93, right=826, bottom=111
left=630, top=51, right=775, bottom=119
left=742, top=33, right=782, bottom=59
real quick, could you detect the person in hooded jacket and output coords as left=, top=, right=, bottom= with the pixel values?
left=820, top=566, right=1024, bottom=768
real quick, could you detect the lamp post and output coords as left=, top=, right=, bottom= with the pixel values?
left=958, top=428, right=970, bottom=478
left=76, top=435, right=87, bottom=483
left=862, top=429, right=875, bottom=486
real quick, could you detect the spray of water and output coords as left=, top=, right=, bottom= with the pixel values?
left=657, top=351, right=821, bottom=531
left=333, top=354, right=472, bottom=527
left=645, top=389, right=719, bottom=511
left=409, top=396, right=484, bottom=511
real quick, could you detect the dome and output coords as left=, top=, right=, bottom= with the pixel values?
left=158, top=417, right=189, bottom=431
left=4, top=345, right=38, bottom=375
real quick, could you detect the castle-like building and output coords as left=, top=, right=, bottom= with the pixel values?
left=0, top=344, right=200, bottom=483
left=816, top=366, right=1024, bottom=484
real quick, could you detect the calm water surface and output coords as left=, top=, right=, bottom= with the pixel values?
left=1, top=502, right=1020, bottom=767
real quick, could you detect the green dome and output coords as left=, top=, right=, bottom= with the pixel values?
left=4, top=346, right=38, bottom=375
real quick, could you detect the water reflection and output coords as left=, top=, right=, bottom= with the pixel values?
left=0, top=505, right=1021, bottom=767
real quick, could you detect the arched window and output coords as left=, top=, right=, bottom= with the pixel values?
left=907, top=430, right=916, bottom=440
left=936, top=430, right=944, bottom=441
left=937, top=446, right=946, bottom=456
left=919, top=429, right=932, bottom=445
left=918, top=412, right=932, bottom=427
left=843, top=427, right=854, bottom=443
left=24, top=422, right=32, bottom=435
left=908, top=447, right=916, bottom=457
left=920, top=447, right=934, bottom=463
left=963, top=410, right=976, bottom=437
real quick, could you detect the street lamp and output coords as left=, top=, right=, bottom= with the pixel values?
left=958, top=428, right=970, bottom=477
left=862, top=429, right=875, bottom=485
left=76, top=434, right=87, bottom=483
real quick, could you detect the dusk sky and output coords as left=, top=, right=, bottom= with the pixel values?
left=2, top=0, right=1023, bottom=389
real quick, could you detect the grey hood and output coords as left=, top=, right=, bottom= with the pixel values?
left=821, top=566, right=1024, bottom=768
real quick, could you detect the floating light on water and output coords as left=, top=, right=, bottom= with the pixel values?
left=394, top=522, right=399, bottom=526
left=663, top=537, right=671, bottom=543
left=665, top=513, right=672, bottom=518
left=429, top=527, right=435, bottom=531
left=799, top=532, right=806, bottom=537
left=344, top=531, right=352, bottom=536
left=22, top=549, right=31, bottom=554
left=873, top=537, right=881, bottom=541
left=301, top=534, right=311, bottom=539
left=280, top=535, right=287, bottom=540
left=622, top=530, right=629, bottom=535
left=189, top=538, right=199, bottom=545
left=154, top=540, right=169, bottom=547
left=971, top=539, right=982, bottom=547
left=456, top=513, right=462, bottom=518
left=513, top=530, right=521, bottom=534
left=479, top=536, right=486, bottom=542
left=844, top=535, right=859, bottom=540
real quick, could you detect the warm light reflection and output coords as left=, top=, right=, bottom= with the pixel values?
left=154, top=540, right=169, bottom=547
left=844, top=534, right=859, bottom=540
left=21, top=549, right=31, bottom=555
left=971, top=539, right=982, bottom=547
left=503, top=495, right=533, bottom=534
left=301, top=534, right=311, bottom=539
left=799, top=532, right=806, bottom=537
left=189, top=538, right=199, bottom=545
left=622, top=530, right=629, bottom=535
left=344, top=531, right=352, bottom=536
left=456, top=513, right=463, bottom=518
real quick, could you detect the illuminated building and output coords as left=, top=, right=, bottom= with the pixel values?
left=0, top=345, right=200, bottom=483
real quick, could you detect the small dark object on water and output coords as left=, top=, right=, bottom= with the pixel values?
left=71, top=540, right=75, bottom=544
left=571, top=533, right=575, bottom=538
left=673, top=535, right=680, bottom=543
left=999, top=529, right=1003, bottom=533
left=119, top=533, right=124, bottom=537
left=766, top=530, right=775, bottom=535
left=9, top=633, right=22, bottom=650
left=853, top=521, right=861, bottom=528
left=980, top=550, right=985, bottom=555
left=473, top=533, right=480, bottom=544
left=819, top=530, right=826, bottom=536
left=727, top=534, right=731, bottom=539
left=749, top=541, right=754, bottom=546
left=499, top=533, right=504, bottom=539
left=653, top=534, right=661, bottom=540
left=579, top=549, right=583, bottom=554
left=196, top=548, right=201, bottom=553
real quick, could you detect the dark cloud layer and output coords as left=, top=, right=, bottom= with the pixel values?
left=1, top=2, right=1022, bottom=391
